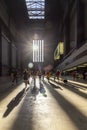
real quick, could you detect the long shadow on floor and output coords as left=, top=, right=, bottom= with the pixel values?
left=51, top=78, right=87, bottom=89
left=69, top=82, right=87, bottom=89
left=10, top=87, right=39, bottom=130
left=48, top=81, right=63, bottom=90
left=50, top=79, right=87, bottom=99
left=3, top=88, right=27, bottom=117
left=43, top=81, right=87, bottom=130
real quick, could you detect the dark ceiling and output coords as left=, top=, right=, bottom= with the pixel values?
left=4, top=0, right=69, bottom=29
left=4, top=0, right=87, bottom=67
left=4, top=0, right=70, bottom=66
left=4, top=0, right=70, bottom=45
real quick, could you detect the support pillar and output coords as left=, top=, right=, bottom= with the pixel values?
left=77, top=0, right=85, bottom=48
left=0, top=25, right=2, bottom=76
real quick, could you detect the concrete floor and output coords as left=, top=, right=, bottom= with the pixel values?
left=0, top=78, right=87, bottom=130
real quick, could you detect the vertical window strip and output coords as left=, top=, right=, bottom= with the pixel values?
left=33, top=40, right=34, bottom=62
left=40, top=40, right=42, bottom=62
left=37, top=40, right=38, bottom=62
left=33, top=39, right=44, bottom=62
left=43, top=40, right=44, bottom=62
left=34, top=40, right=36, bottom=62
left=39, top=40, right=40, bottom=62
left=41, top=40, right=42, bottom=62
left=38, top=40, right=39, bottom=62
left=35, top=40, right=37, bottom=62
left=36, top=40, right=38, bottom=62
left=40, top=40, right=41, bottom=62
left=42, top=40, right=44, bottom=62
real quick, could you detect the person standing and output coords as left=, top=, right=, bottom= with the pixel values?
left=38, top=71, right=42, bottom=84
left=14, top=69, right=18, bottom=84
left=56, top=70, right=60, bottom=81
left=23, top=69, right=29, bottom=90
left=10, top=69, right=18, bottom=86
left=83, top=71, right=86, bottom=80
left=72, top=71, right=76, bottom=80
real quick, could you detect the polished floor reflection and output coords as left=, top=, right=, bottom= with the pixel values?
left=0, top=77, right=87, bottom=130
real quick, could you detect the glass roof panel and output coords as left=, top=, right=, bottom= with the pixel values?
left=28, top=11, right=44, bottom=15
left=25, top=0, right=45, bottom=19
left=29, top=16, right=44, bottom=19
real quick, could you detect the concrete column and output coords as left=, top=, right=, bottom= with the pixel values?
left=64, top=13, right=70, bottom=55
left=8, top=41, right=12, bottom=74
left=0, top=24, right=2, bottom=76
left=84, top=3, right=87, bottom=41
left=77, top=0, right=85, bottom=48
left=16, top=48, right=18, bottom=69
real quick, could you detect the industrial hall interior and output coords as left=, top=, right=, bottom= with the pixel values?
left=0, top=0, right=87, bottom=130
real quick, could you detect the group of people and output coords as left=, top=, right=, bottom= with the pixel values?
left=46, top=70, right=61, bottom=81
left=10, top=67, right=62, bottom=90
left=23, top=69, right=45, bottom=90
left=71, top=70, right=87, bottom=80
left=23, top=69, right=30, bottom=89
left=10, top=68, right=47, bottom=96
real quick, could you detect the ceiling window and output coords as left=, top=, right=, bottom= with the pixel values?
left=25, top=0, right=45, bottom=19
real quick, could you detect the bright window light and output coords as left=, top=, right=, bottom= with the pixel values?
left=33, top=40, right=44, bottom=62
left=33, top=44, right=38, bottom=50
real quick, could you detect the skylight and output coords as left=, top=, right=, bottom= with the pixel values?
left=25, top=0, right=45, bottom=19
